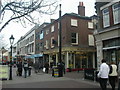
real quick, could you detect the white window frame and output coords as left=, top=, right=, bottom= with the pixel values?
left=45, top=40, right=49, bottom=49
left=58, top=35, right=59, bottom=46
left=51, top=37, right=55, bottom=48
left=71, top=19, right=78, bottom=27
left=88, top=22, right=93, bottom=29
left=112, top=3, right=120, bottom=24
left=51, top=25, right=54, bottom=32
left=40, top=30, right=43, bottom=40
left=102, top=8, right=110, bottom=28
left=71, top=33, right=78, bottom=45
left=46, top=29, right=49, bottom=35
left=88, top=34, right=95, bottom=46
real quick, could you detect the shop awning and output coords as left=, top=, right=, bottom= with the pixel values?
left=31, top=54, right=43, bottom=58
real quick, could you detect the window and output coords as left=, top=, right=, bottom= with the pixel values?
left=40, top=30, right=43, bottom=40
left=45, top=40, right=49, bottom=49
left=102, top=8, right=110, bottom=28
left=51, top=25, right=54, bottom=32
left=71, top=33, right=78, bottom=44
left=71, top=19, right=78, bottom=27
left=88, top=35, right=94, bottom=46
left=51, top=37, right=55, bottom=48
left=58, top=35, right=59, bottom=46
left=46, top=29, right=49, bottom=35
left=112, top=3, right=120, bottom=24
left=88, top=22, right=93, bottom=29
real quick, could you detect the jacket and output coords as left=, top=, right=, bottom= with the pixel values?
left=118, top=62, right=120, bottom=78
left=109, top=64, right=117, bottom=76
left=97, top=63, right=110, bottom=78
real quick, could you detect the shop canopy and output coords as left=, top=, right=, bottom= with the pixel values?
left=25, top=54, right=43, bottom=58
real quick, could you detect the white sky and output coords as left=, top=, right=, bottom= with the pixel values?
left=0, top=0, right=96, bottom=48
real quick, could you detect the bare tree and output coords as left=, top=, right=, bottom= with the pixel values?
left=0, top=0, right=58, bottom=32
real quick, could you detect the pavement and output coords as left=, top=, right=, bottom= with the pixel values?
left=0, top=67, right=118, bottom=89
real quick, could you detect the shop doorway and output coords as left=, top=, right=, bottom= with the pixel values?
left=82, top=58, right=87, bottom=68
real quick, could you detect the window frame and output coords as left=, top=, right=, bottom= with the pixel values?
left=71, top=19, right=78, bottom=27
left=51, top=25, right=54, bottom=32
left=112, top=3, right=120, bottom=24
left=102, top=8, right=110, bottom=28
left=71, top=33, right=78, bottom=45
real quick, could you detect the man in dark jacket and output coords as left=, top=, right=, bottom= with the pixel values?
left=23, top=60, right=28, bottom=78
left=16, top=61, right=23, bottom=76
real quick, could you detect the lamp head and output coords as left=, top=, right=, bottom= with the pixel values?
left=9, top=35, right=15, bottom=45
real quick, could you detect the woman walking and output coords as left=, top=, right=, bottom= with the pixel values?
left=109, top=61, right=118, bottom=90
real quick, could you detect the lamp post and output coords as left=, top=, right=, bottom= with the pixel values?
left=58, top=4, right=63, bottom=77
left=9, top=35, right=15, bottom=80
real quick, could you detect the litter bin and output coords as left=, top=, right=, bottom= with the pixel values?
left=52, top=66, right=59, bottom=77
left=84, top=68, right=95, bottom=81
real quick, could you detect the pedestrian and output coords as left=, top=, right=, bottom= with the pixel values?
left=23, top=60, right=28, bottom=78
left=34, top=61, right=39, bottom=73
left=44, top=62, right=49, bottom=73
left=76, top=63, right=80, bottom=73
left=28, top=60, right=33, bottom=76
left=97, top=59, right=110, bottom=90
left=109, top=61, right=118, bottom=90
left=62, top=61, right=65, bottom=74
left=118, top=58, right=120, bottom=90
left=16, top=60, right=23, bottom=76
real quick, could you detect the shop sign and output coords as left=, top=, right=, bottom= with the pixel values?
left=0, top=65, right=9, bottom=80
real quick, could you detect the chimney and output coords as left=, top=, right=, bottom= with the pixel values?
left=51, top=19, right=55, bottom=23
left=78, top=2, right=85, bottom=16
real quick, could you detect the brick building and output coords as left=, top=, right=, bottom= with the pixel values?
left=39, top=2, right=96, bottom=70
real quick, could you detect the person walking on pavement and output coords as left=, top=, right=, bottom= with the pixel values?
left=44, top=62, right=49, bottom=73
left=16, top=60, right=23, bottom=76
left=109, top=61, right=118, bottom=90
left=28, top=60, right=33, bottom=76
left=118, top=58, right=120, bottom=90
left=23, top=60, right=28, bottom=78
left=97, top=59, right=110, bottom=90
left=62, top=61, right=65, bottom=74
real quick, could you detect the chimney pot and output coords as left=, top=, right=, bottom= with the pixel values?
left=78, top=2, right=85, bottom=16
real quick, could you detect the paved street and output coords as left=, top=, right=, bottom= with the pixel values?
left=1, top=67, right=116, bottom=89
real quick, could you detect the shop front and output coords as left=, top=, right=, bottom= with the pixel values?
left=103, top=37, right=120, bottom=65
left=44, top=47, right=96, bottom=71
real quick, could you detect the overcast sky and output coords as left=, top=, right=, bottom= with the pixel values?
left=0, top=0, right=96, bottom=48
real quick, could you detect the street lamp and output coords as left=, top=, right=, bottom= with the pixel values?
left=58, top=4, right=63, bottom=77
left=9, top=35, right=15, bottom=80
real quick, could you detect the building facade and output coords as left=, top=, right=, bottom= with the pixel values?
left=35, top=23, right=49, bottom=67
left=95, top=0, right=120, bottom=69
left=41, top=2, right=96, bottom=69
left=17, top=25, right=36, bottom=62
